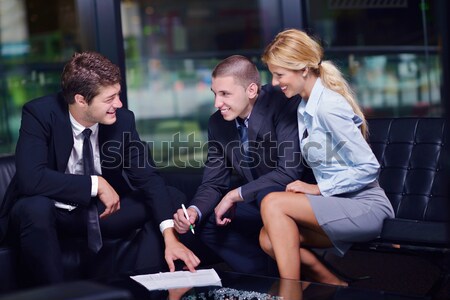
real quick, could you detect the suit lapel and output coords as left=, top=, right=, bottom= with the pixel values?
left=245, top=89, right=268, bottom=180
left=216, top=118, right=249, bottom=180
left=221, top=118, right=255, bottom=181
left=54, top=96, right=74, bottom=172
left=221, top=120, right=240, bottom=165
left=97, top=124, right=113, bottom=171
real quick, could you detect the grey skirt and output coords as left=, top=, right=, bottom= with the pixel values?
left=307, top=181, right=395, bottom=256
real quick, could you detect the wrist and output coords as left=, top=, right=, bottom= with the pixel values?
left=159, top=219, right=175, bottom=234
left=162, top=227, right=179, bottom=245
left=233, top=188, right=243, bottom=202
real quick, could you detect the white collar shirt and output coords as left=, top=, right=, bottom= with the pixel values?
left=66, top=113, right=101, bottom=197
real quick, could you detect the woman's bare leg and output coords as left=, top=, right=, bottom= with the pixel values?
left=299, top=247, right=347, bottom=286
left=259, top=227, right=274, bottom=258
left=261, top=224, right=346, bottom=285
left=260, top=192, right=301, bottom=279
left=260, top=192, right=333, bottom=280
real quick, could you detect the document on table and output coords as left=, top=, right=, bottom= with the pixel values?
left=130, top=268, right=222, bottom=291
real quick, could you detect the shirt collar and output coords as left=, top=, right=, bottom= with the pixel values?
left=301, top=78, right=325, bottom=118
left=235, top=111, right=252, bottom=128
left=69, top=112, right=99, bottom=137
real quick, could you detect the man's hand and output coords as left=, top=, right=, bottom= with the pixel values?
left=97, top=176, right=120, bottom=218
left=214, top=188, right=242, bottom=226
left=173, top=207, right=198, bottom=234
left=286, top=180, right=320, bottom=195
left=163, top=228, right=200, bottom=272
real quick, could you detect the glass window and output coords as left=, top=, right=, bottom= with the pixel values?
left=0, top=0, right=82, bottom=154
left=121, top=0, right=284, bottom=167
left=327, top=53, right=441, bottom=117
left=121, top=0, right=443, bottom=167
left=305, top=0, right=442, bottom=117
left=306, top=0, right=438, bottom=46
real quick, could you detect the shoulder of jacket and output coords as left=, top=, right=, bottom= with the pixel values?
left=23, top=93, right=65, bottom=116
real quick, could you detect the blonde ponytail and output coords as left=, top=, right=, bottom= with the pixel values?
left=320, top=61, right=368, bottom=139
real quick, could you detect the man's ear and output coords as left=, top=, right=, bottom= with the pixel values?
left=74, top=94, right=87, bottom=106
left=246, top=83, right=258, bottom=99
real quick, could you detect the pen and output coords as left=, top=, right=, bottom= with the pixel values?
left=181, top=203, right=195, bottom=234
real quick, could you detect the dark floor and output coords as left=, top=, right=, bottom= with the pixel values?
left=324, top=250, right=449, bottom=299
left=210, top=249, right=450, bottom=299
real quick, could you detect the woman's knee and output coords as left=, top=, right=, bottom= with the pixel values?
left=260, top=192, right=284, bottom=219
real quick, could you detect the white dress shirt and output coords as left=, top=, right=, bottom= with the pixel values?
left=66, top=113, right=100, bottom=196
left=62, top=113, right=173, bottom=233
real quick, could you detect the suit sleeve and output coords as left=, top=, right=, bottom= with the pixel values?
left=120, top=112, right=176, bottom=224
left=240, top=96, right=303, bottom=201
left=189, top=119, right=233, bottom=220
left=15, top=103, right=92, bottom=206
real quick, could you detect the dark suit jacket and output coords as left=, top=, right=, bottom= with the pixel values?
left=0, top=93, right=174, bottom=242
left=192, top=84, right=303, bottom=217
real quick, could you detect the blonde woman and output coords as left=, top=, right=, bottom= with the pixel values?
left=259, top=29, right=395, bottom=285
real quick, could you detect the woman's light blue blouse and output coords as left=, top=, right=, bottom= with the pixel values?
left=298, top=78, right=380, bottom=197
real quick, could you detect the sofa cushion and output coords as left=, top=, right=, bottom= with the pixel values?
left=380, top=218, right=450, bottom=246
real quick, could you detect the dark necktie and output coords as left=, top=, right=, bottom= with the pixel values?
left=82, top=128, right=102, bottom=253
left=237, top=117, right=257, bottom=179
left=237, top=117, right=249, bottom=155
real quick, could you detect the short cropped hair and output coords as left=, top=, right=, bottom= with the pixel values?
left=211, top=55, right=260, bottom=91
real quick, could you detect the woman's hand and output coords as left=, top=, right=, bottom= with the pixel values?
left=286, top=180, right=320, bottom=195
left=214, top=188, right=241, bottom=226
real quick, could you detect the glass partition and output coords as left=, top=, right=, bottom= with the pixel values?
left=121, top=0, right=284, bottom=167
left=306, top=0, right=442, bottom=116
left=325, top=52, right=441, bottom=117
left=121, top=0, right=443, bottom=168
left=0, top=0, right=82, bottom=154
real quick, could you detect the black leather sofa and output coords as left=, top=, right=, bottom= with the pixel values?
left=0, top=117, right=449, bottom=295
left=353, top=117, right=450, bottom=296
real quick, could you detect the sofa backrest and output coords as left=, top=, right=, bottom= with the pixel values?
left=1, top=118, right=448, bottom=223
left=368, top=118, right=448, bottom=222
left=0, top=155, right=15, bottom=204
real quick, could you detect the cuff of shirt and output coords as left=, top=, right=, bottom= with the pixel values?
left=91, top=175, right=98, bottom=197
left=189, top=205, right=202, bottom=222
left=318, top=179, right=333, bottom=197
left=238, top=186, right=243, bottom=200
left=159, top=219, right=174, bottom=234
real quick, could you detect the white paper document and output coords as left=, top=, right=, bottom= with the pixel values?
left=130, top=268, right=222, bottom=291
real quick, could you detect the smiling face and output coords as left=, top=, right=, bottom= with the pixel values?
left=267, top=63, right=308, bottom=99
left=211, top=76, right=255, bottom=121
left=71, top=83, right=123, bottom=127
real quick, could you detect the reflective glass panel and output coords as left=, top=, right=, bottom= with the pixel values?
left=306, top=0, right=442, bottom=117
left=0, top=0, right=82, bottom=154
left=121, top=0, right=284, bottom=167
left=306, top=0, right=438, bottom=46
